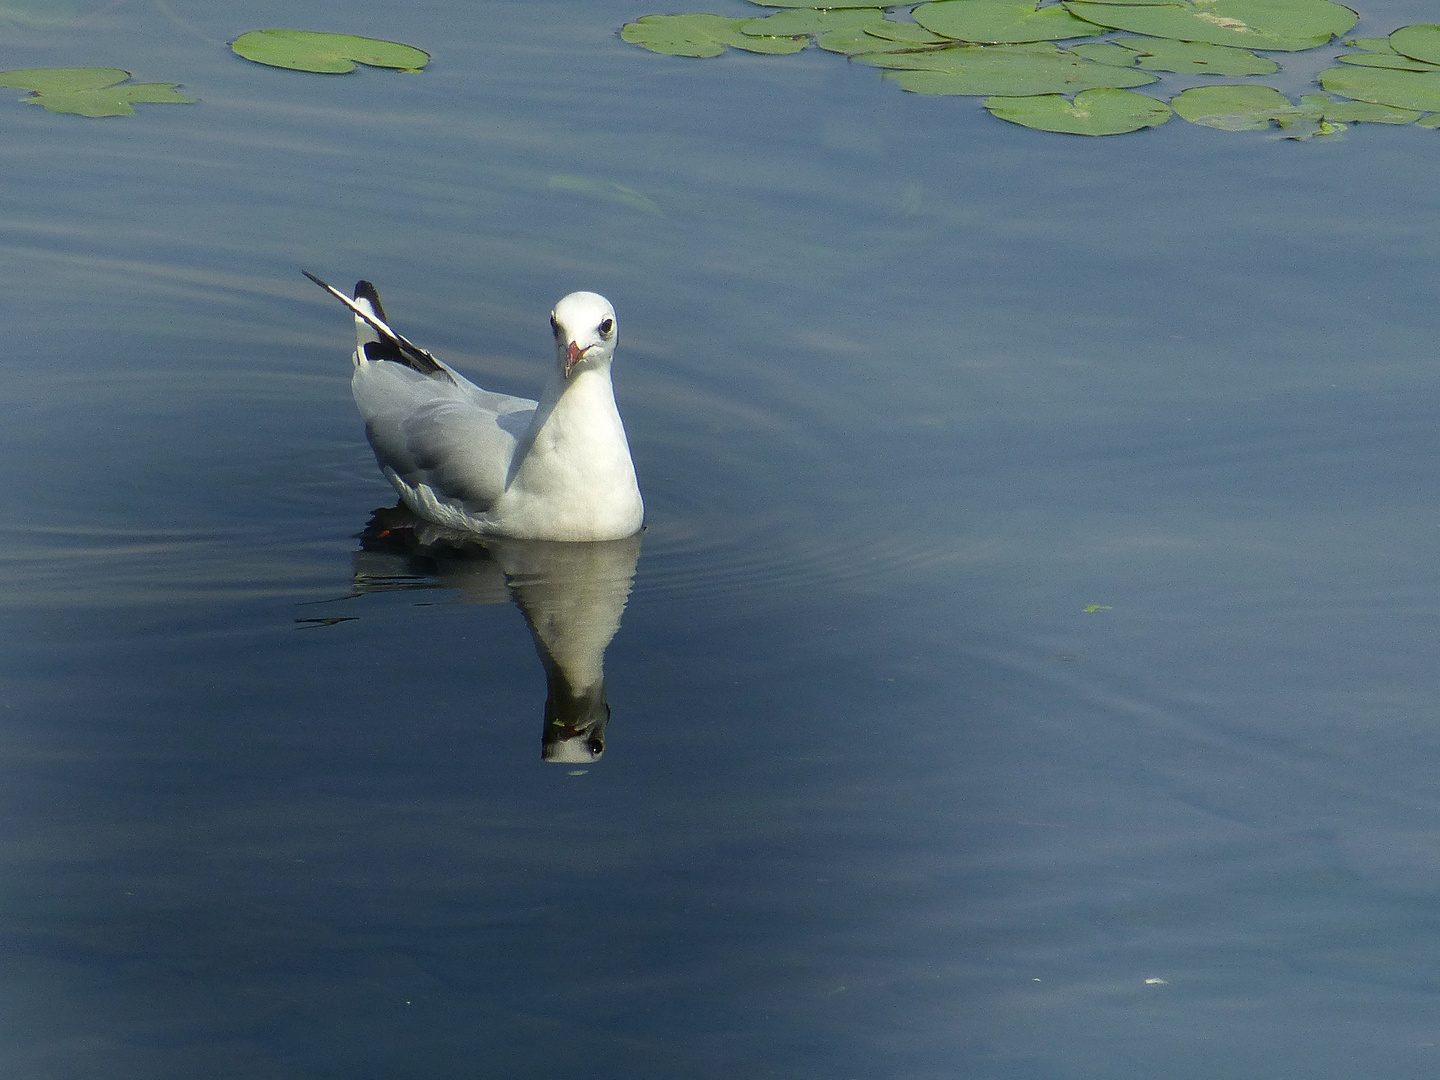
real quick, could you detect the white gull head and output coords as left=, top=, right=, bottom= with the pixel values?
left=550, top=291, right=617, bottom=379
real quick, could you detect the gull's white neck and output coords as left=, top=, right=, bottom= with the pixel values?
left=501, top=364, right=643, bottom=540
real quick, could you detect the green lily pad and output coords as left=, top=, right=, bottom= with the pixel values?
left=1110, top=34, right=1278, bottom=73
left=866, top=20, right=951, bottom=44
left=914, top=0, right=1105, bottom=44
left=621, top=14, right=807, bottom=57
left=1337, top=52, right=1440, bottom=71
left=231, top=29, right=430, bottom=73
left=1171, top=83, right=1300, bottom=128
left=1417, top=112, right=1440, bottom=127
left=0, top=66, right=130, bottom=93
left=742, top=7, right=883, bottom=36
left=985, top=87, right=1172, bottom=132
left=1344, top=36, right=1395, bottom=52
left=861, top=42, right=1159, bottom=95
left=815, top=17, right=952, bottom=54
left=1171, top=83, right=1349, bottom=135
left=1066, top=41, right=1140, bottom=65
left=1391, top=24, right=1440, bottom=66
left=0, top=67, right=195, bottom=116
left=816, top=28, right=931, bottom=54
left=744, top=0, right=888, bottom=6
left=1319, top=63, right=1440, bottom=112
left=1062, top=0, right=1358, bottom=52
left=1297, top=93, right=1420, bottom=122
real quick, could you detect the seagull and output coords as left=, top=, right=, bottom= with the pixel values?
left=304, top=273, right=644, bottom=541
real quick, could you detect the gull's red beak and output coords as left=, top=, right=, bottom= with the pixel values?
left=565, top=340, right=591, bottom=377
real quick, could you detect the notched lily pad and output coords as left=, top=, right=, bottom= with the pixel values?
left=985, top=87, right=1172, bottom=133
left=1320, top=62, right=1440, bottom=112
left=231, top=29, right=430, bottom=73
left=914, top=0, right=1105, bottom=44
left=1062, top=0, right=1358, bottom=52
left=0, top=67, right=195, bottom=116
left=621, top=14, right=807, bottom=57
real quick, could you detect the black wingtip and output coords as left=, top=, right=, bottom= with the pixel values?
left=363, top=339, right=407, bottom=365
left=302, top=269, right=329, bottom=289
left=354, top=280, right=388, bottom=322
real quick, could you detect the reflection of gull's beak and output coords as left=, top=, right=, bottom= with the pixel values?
left=565, top=340, right=591, bottom=377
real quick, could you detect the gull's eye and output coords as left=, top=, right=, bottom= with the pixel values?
left=599, top=318, right=614, bottom=337
left=549, top=313, right=559, bottom=334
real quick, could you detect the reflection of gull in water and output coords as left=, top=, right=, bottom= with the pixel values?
left=352, top=507, right=641, bottom=762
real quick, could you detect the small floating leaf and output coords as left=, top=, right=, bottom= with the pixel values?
left=1320, top=63, right=1440, bottom=112
left=914, top=0, right=1104, bottom=44
left=1417, top=112, right=1440, bottom=127
left=985, top=87, right=1171, bottom=133
left=1062, top=0, right=1358, bottom=52
left=0, top=67, right=195, bottom=116
left=231, top=29, right=430, bottom=73
left=1391, top=25, right=1440, bottom=66
left=621, top=14, right=806, bottom=57
left=860, top=42, right=1158, bottom=96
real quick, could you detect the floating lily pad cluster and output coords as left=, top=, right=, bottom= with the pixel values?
left=0, top=29, right=428, bottom=118
left=621, top=1, right=1440, bottom=137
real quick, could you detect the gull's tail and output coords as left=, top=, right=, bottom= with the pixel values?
left=302, top=271, right=452, bottom=381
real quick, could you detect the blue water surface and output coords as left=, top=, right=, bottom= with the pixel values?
left=3, top=1, right=1440, bottom=1077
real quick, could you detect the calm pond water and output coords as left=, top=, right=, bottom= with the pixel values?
left=4, top=0, right=1440, bottom=1076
